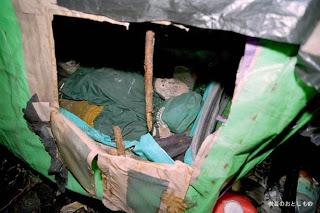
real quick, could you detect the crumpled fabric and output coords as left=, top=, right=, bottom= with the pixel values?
left=23, top=95, right=67, bottom=192
left=60, top=108, right=174, bottom=164
left=161, top=92, right=202, bottom=134
left=59, top=99, right=103, bottom=127
left=155, top=133, right=192, bottom=161
left=61, top=67, right=163, bottom=140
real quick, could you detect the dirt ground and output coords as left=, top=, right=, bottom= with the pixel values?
left=0, top=145, right=116, bottom=213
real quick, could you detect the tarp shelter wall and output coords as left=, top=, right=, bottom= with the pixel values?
left=12, top=0, right=130, bottom=105
left=0, top=0, right=90, bottom=196
left=10, top=0, right=194, bottom=211
left=0, top=0, right=319, bottom=212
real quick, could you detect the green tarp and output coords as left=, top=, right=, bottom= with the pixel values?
left=185, top=40, right=316, bottom=212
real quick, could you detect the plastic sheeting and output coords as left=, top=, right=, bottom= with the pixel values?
left=296, top=51, right=320, bottom=91
left=57, top=0, right=320, bottom=45
left=185, top=39, right=316, bottom=212
left=296, top=20, right=320, bottom=91
left=56, top=0, right=320, bottom=92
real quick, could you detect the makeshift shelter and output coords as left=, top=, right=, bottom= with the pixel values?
left=0, top=0, right=319, bottom=212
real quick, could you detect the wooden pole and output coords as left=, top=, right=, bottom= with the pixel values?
left=144, top=30, right=155, bottom=132
left=113, top=126, right=125, bottom=156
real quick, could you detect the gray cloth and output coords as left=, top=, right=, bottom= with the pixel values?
left=24, top=94, right=67, bottom=192
left=155, top=133, right=192, bottom=161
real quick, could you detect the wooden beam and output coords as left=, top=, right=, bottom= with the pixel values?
left=144, top=30, right=155, bottom=132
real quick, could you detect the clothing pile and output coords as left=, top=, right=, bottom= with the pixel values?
left=58, top=64, right=230, bottom=163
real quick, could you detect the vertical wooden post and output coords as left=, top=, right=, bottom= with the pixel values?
left=144, top=30, right=155, bottom=132
left=113, top=126, right=125, bottom=156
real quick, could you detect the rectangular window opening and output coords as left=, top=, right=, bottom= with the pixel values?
left=52, top=15, right=246, bottom=163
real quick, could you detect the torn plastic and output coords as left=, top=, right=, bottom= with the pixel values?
left=296, top=51, right=320, bottom=92
left=295, top=20, right=320, bottom=91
